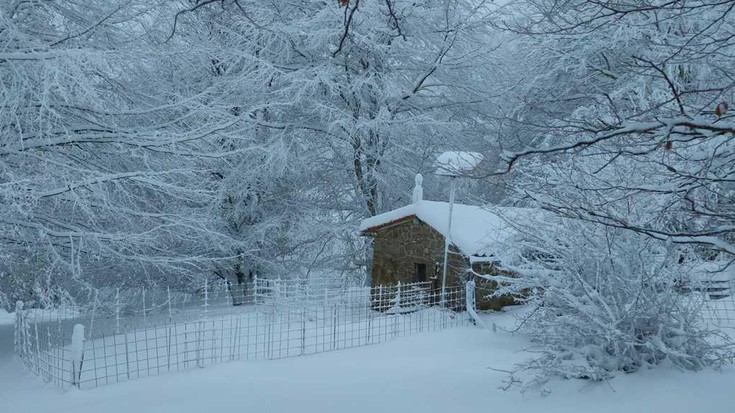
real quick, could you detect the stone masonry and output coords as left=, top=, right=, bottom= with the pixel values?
left=369, top=218, right=467, bottom=289
left=365, top=217, right=519, bottom=311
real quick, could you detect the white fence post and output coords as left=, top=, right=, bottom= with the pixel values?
left=142, top=288, right=147, bottom=327
left=167, top=286, right=173, bottom=324
left=46, top=326, right=53, bottom=383
left=378, top=285, right=384, bottom=311
left=465, top=279, right=475, bottom=313
left=300, top=309, right=306, bottom=355
left=14, top=301, right=24, bottom=357
left=203, top=278, right=209, bottom=317
left=275, top=276, right=282, bottom=306
left=465, top=279, right=486, bottom=328
left=196, top=321, right=203, bottom=368
left=124, top=331, right=130, bottom=380
left=71, top=324, right=85, bottom=388
left=115, top=288, right=121, bottom=334
left=89, top=290, right=98, bottom=340
left=396, top=281, right=402, bottom=312
left=332, top=304, right=338, bottom=350
left=16, top=301, right=34, bottom=371
left=34, top=323, right=42, bottom=378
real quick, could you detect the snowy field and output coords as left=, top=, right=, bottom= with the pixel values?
left=2, top=310, right=734, bottom=413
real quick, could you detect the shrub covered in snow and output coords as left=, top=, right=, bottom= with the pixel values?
left=488, top=219, right=733, bottom=388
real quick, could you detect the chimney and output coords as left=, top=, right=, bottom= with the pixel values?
left=412, top=173, right=423, bottom=203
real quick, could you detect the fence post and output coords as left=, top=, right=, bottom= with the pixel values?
left=465, top=280, right=475, bottom=313
left=115, top=288, right=121, bottom=334
left=71, top=324, right=85, bottom=388
left=397, top=281, right=402, bottom=311
left=253, top=274, right=260, bottom=304
left=167, top=287, right=173, bottom=324
left=46, top=326, right=53, bottom=383
left=196, top=321, right=202, bottom=368
left=34, top=323, right=42, bottom=377
left=276, top=276, right=282, bottom=306
left=17, top=301, right=34, bottom=370
left=142, top=287, right=147, bottom=327
left=167, top=325, right=172, bottom=371
left=253, top=274, right=259, bottom=305
left=379, top=285, right=384, bottom=312
left=465, top=279, right=486, bottom=328
left=14, top=301, right=24, bottom=358
left=367, top=290, right=373, bottom=343
left=89, top=290, right=98, bottom=340
left=300, top=309, right=306, bottom=356
left=203, top=278, right=209, bottom=317
left=332, top=304, right=338, bottom=350
left=124, top=331, right=130, bottom=380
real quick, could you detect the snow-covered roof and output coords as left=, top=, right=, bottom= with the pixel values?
left=360, top=200, right=531, bottom=262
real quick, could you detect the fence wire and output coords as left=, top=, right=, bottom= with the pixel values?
left=15, top=273, right=735, bottom=390
left=682, top=266, right=735, bottom=331
left=15, top=280, right=470, bottom=390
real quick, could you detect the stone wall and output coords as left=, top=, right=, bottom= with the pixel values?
left=471, top=262, right=523, bottom=311
left=366, top=218, right=524, bottom=312
left=369, top=218, right=468, bottom=290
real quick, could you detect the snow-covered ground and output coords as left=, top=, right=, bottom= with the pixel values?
left=1, top=310, right=734, bottom=413
left=0, top=309, right=13, bottom=326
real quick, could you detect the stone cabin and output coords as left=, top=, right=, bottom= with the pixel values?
left=360, top=181, right=527, bottom=311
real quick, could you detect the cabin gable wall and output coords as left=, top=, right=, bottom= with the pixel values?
left=370, top=219, right=469, bottom=288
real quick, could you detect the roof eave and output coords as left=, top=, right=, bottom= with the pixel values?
left=359, top=214, right=418, bottom=235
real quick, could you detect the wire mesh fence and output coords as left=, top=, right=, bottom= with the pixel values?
left=19, top=271, right=735, bottom=391
left=14, top=280, right=471, bottom=390
left=700, top=293, right=735, bottom=332
left=679, top=264, right=735, bottom=332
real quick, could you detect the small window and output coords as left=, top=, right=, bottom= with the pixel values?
left=415, top=263, right=427, bottom=282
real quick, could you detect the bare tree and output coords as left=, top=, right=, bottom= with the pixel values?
left=483, top=0, right=735, bottom=258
